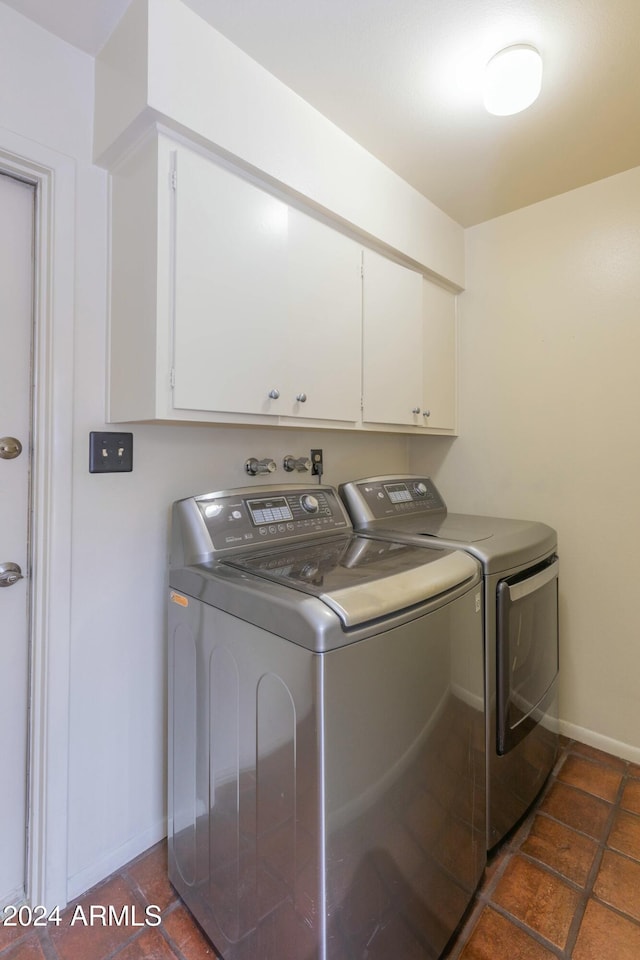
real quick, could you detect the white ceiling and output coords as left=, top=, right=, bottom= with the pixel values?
left=5, top=0, right=640, bottom=226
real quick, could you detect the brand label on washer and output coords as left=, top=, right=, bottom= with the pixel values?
left=170, top=591, right=189, bottom=608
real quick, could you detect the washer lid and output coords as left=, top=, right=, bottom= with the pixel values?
left=222, top=535, right=478, bottom=627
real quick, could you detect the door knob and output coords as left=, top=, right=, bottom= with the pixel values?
left=0, top=562, right=24, bottom=587
left=0, top=437, right=22, bottom=460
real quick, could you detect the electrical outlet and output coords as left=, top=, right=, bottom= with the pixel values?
left=311, top=448, right=323, bottom=477
left=89, top=431, right=133, bottom=473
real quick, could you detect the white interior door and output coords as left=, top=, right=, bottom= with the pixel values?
left=0, top=172, right=34, bottom=909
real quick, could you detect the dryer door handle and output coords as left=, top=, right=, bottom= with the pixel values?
left=504, top=558, right=558, bottom=602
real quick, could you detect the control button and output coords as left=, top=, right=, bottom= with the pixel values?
left=204, top=503, right=224, bottom=518
left=377, top=491, right=385, bottom=499
left=414, top=482, right=427, bottom=497
left=269, top=525, right=276, bottom=533
left=300, top=494, right=319, bottom=514
left=259, top=528, right=268, bottom=536
left=232, top=510, right=242, bottom=519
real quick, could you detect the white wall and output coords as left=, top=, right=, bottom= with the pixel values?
left=0, top=1, right=411, bottom=903
left=95, top=0, right=464, bottom=288
left=410, top=165, right=640, bottom=762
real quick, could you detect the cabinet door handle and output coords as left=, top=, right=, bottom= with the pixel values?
left=412, top=407, right=421, bottom=415
left=268, top=389, right=280, bottom=400
left=296, top=393, right=307, bottom=403
left=423, top=409, right=431, bottom=418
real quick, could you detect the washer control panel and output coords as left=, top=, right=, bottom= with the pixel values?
left=195, top=486, right=349, bottom=551
left=340, top=476, right=447, bottom=523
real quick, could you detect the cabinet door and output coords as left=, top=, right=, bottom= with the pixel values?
left=172, top=148, right=289, bottom=416
left=283, top=210, right=362, bottom=422
left=362, top=249, right=424, bottom=425
left=422, top=280, right=457, bottom=431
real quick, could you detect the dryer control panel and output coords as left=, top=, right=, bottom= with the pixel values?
left=340, top=476, right=447, bottom=524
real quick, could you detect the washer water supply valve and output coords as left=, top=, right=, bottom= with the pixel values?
left=283, top=455, right=311, bottom=473
left=245, top=457, right=277, bottom=476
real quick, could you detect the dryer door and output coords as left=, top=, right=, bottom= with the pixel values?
left=497, top=556, right=559, bottom=755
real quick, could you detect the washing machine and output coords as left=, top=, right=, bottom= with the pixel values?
left=339, top=475, right=559, bottom=850
left=168, top=483, right=485, bottom=960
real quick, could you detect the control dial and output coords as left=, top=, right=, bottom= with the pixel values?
left=414, top=481, right=428, bottom=497
left=300, top=494, right=319, bottom=514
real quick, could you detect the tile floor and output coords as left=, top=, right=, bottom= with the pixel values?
left=1, top=737, right=639, bottom=960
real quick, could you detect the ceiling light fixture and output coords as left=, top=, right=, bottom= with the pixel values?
left=483, top=44, right=542, bottom=116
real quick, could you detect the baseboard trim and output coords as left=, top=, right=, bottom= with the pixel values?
left=560, top=720, right=640, bottom=765
left=66, top=818, right=167, bottom=904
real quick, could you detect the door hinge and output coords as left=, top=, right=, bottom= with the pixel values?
left=169, top=368, right=176, bottom=389
left=170, top=169, right=177, bottom=190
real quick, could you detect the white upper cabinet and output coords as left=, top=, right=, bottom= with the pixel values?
left=362, top=249, right=458, bottom=430
left=362, top=249, right=425, bottom=426
left=283, top=210, right=362, bottom=422
left=172, top=145, right=361, bottom=422
left=172, top=148, right=289, bottom=417
left=108, top=132, right=456, bottom=433
left=422, top=278, right=458, bottom=431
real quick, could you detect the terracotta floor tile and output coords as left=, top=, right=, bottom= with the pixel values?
left=573, top=899, right=640, bottom=960
left=125, top=842, right=178, bottom=913
left=608, top=810, right=640, bottom=862
left=593, top=849, right=640, bottom=922
left=0, top=917, right=29, bottom=951
left=491, top=855, right=580, bottom=949
left=49, top=875, right=150, bottom=960
left=0, top=932, right=47, bottom=960
left=110, top=927, right=178, bottom=959
left=570, top=742, right=628, bottom=772
left=557, top=755, right=623, bottom=802
left=11, top=736, right=640, bottom=960
left=621, top=779, right=640, bottom=816
left=538, top=781, right=612, bottom=840
left=521, top=814, right=598, bottom=886
left=459, top=906, right=558, bottom=959
left=162, top=905, right=219, bottom=959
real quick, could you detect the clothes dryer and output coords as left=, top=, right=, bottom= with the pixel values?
left=339, top=475, right=559, bottom=849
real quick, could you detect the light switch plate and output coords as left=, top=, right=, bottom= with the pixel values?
left=89, top=431, right=133, bottom=473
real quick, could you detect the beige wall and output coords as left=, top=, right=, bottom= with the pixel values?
left=410, top=164, right=640, bottom=761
